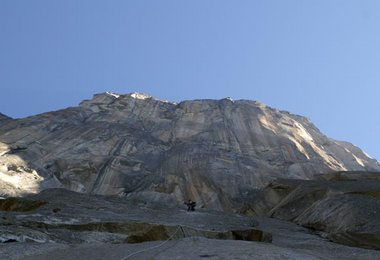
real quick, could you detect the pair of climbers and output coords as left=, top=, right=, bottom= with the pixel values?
left=184, top=199, right=196, bottom=211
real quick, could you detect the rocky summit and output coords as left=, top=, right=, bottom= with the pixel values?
left=1, top=92, right=380, bottom=259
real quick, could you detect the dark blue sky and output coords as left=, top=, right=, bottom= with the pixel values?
left=1, top=1, right=379, bottom=160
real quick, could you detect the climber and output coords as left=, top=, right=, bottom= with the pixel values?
left=190, top=200, right=196, bottom=211
left=185, top=199, right=196, bottom=211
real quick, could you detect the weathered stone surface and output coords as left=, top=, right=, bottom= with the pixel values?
left=251, top=173, right=380, bottom=250
left=1, top=189, right=380, bottom=260
left=8, top=236, right=380, bottom=260
left=0, top=189, right=269, bottom=245
left=0, top=92, right=379, bottom=211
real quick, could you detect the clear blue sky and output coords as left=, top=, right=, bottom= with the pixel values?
left=1, top=1, right=379, bottom=160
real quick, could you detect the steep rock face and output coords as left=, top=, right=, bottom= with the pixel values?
left=0, top=92, right=379, bottom=210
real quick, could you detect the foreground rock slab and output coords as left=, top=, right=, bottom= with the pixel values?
left=0, top=188, right=269, bottom=245
left=2, top=220, right=380, bottom=260
left=1, top=188, right=380, bottom=259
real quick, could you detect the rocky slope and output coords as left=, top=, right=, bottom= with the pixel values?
left=251, top=172, right=380, bottom=250
left=0, top=92, right=379, bottom=210
left=1, top=189, right=380, bottom=260
left=0, top=188, right=269, bottom=244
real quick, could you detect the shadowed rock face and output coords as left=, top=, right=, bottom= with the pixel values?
left=0, top=198, right=47, bottom=212
left=251, top=172, right=380, bottom=250
left=0, top=113, right=11, bottom=123
left=0, top=92, right=379, bottom=210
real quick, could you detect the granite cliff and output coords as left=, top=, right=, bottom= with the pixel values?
left=0, top=92, right=379, bottom=210
left=1, top=92, right=380, bottom=258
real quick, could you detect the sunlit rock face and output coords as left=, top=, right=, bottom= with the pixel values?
left=0, top=142, right=62, bottom=197
left=0, top=92, right=379, bottom=210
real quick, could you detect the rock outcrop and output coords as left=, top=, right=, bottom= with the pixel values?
left=0, top=92, right=379, bottom=211
left=251, top=172, right=380, bottom=250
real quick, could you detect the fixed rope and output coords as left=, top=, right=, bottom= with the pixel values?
left=119, top=225, right=183, bottom=260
